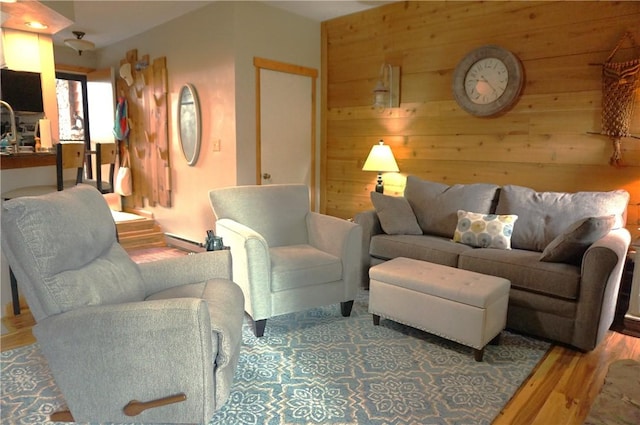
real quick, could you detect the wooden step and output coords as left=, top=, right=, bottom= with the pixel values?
left=116, top=217, right=157, bottom=234
left=1, top=306, right=36, bottom=350
left=0, top=326, right=35, bottom=351
left=119, top=229, right=166, bottom=251
left=2, top=307, right=35, bottom=331
left=113, top=213, right=167, bottom=251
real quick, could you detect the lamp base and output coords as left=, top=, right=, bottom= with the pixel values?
left=375, top=173, right=384, bottom=194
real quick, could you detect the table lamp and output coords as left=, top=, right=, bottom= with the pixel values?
left=362, top=140, right=399, bottom=193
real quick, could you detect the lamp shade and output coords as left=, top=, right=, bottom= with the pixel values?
left=64, top=31, right=95, bottom=55
left=362, top=140, right=399, bottom=172
left=64, top=38, right=94, bottom=52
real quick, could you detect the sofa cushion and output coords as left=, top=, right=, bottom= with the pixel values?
left=370, top=191, right=422, bottom=235
left=404, top=176, right=500, bottom=238
left=458, top=248, right=581, bottom=301
left=495, top=185, right=629, bottom=252
left=370, top=234, right=474, bottom=267
left=540, top=215, right=616, bottom=264
left=453, top=210, right=518, bottom=250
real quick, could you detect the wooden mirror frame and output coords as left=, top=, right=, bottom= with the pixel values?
left=177, top=83, right=201, bottom=166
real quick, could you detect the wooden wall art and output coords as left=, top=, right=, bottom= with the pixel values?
left=599, top=32, right=640, bottom=166
left=115, top=49, right=171, bottom=208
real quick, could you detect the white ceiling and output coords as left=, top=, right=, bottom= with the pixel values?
left=46, top=1, right=393, bottom=50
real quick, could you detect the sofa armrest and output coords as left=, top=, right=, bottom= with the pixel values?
left=574, top=228, right=631, bottom=350
left=215, top=218, right=271, bottom=319
left=33, top=298, right=216, bottom=424
left=307, top=212, right=362, bottom=299
left=138, top=250, right=232, bottom=297
left=353, top=210, right=383, bottom=287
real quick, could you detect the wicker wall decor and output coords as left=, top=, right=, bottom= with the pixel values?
left=600, top=31, right=640, bottom=165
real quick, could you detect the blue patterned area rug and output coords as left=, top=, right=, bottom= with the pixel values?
left=1, top=291, right=550, bottom=425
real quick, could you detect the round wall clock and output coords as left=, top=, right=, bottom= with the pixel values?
left=452, top=45, right=524, bottom=117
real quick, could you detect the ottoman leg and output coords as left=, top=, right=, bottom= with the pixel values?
left=474, top=347, right=485, bottom=362
left=372, top=314, right=381, bottom=326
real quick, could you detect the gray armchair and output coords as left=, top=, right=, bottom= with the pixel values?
left=1, top=185, right=244, bottom=424
left=209, top=184, right=362, bottom=337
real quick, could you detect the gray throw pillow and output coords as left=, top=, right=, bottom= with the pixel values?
left=496, top=185, right=629, bottom=251
left=371, top=191, right=422, bottom=235
left=539, top=215, right=615, bottom=264
left=404, top=176, right=500, bottom=238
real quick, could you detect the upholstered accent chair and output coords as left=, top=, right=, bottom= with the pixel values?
left=209, top=184, right=362, bottom=337
left=1, top=185, right=244, bottom=424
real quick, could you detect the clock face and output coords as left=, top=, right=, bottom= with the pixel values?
left=452, top=45, right=524, bottom=117
left=464, top=58, right=508, bottom=105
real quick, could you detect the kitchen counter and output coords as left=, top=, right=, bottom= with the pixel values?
left=0, top=151, right=56, bottom=169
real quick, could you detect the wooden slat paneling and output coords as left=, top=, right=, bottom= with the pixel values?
left=321, top=1, right=640, bottom=236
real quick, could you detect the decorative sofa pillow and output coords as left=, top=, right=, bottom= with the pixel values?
left=371, top=191, right=422, bottom=235
left=540, top=215, right=616, bottom=264
left=453, top=210, right=518, bottom=250
left=495, top=185, right=629, bottom=252
left=404, top=176, right=500, bottom=238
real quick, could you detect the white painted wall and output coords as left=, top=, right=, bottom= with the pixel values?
left=233, top=2, right=321, bottom=187
left=95, top=1, right=320, bottom=244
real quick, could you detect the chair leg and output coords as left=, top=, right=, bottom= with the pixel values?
left=253, top=319, right=266, bottom=337
left=341, top=300, right=354, bottom=317
left=474, top=347, right=485, bottom=362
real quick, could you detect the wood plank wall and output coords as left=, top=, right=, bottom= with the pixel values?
left=320, top=1, right=640, bottom=238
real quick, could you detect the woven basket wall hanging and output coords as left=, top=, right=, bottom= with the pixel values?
left=600, top=31, right=640, bottom=165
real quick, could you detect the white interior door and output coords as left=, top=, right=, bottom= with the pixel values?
left=255, top=57, right=317, bottom=209
left=260, top=69, right=311, bottom=186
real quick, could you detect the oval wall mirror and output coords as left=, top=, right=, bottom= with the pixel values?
left=177, top=83, right=201, bottom=166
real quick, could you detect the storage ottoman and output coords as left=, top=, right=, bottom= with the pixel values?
left=369, top=257, right=511, bottom=361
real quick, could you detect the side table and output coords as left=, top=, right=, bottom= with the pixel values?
left=623, top=238, right=640, bottom=337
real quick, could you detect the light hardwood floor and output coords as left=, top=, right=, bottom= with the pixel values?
left=2, top=280, right=639, bottom=425
left=494, top=330, right=639, bottom=424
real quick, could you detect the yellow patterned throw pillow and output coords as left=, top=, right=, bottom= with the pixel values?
left=453, top=210, right=518, bottom=250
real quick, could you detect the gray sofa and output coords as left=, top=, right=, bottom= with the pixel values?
left=354, top=176, right=631, bottom=351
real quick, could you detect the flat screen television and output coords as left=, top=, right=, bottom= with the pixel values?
left=1, top=69, right=45, bottom=113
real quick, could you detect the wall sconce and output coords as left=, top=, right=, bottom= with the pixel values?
left=64, top=31, right=95, bottom=56
left=372, top=64, right=400, bottom=112
left=362, top=140, right=399, bottom=193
